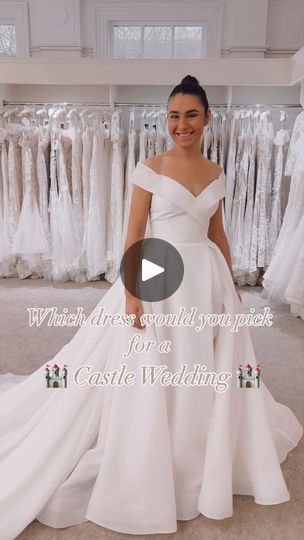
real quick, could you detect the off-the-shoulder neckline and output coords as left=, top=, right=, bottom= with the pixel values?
left=138, top=162, right=224, bottom=200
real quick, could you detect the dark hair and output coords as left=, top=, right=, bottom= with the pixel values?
left=168, top=75, right=209, bottom=111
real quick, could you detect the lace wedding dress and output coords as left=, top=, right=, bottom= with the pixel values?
left=262, top=111, right=304, bottom=317
left=0, top=129, right=12, bottom=276
left=10, top=127, right=49, bottom=275
left=105, top=111, right=125, bottom=284
left=0, top=162, right=302, bottom=538
left=122, top=111, right=137, bottom=248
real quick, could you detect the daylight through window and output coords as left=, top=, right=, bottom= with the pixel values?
left=112, top=24, right=207, bottom=59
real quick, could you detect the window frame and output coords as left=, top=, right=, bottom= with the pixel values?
left=109, top=21, right=208, bottom=60
left=0, top=18, right=17, bottom=58
left=0, top=1, right=29, bottom=57
left=93, top=2, right=223, bottom=58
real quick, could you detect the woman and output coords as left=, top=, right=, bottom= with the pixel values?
left=125, top=75, right=241, bottom=330
left=0, top=76, right=302, bottom=539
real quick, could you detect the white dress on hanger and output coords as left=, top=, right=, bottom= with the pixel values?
left=81, top=121, right=92, bottom=228
left=249, top=111, right=274, bottom=272
left=0, top=129, right=12, bottom=276
left=85, top=124, right=108, bottom=280
left=102, top=119, right=113, bottom=269
left=225, top=111, right=240, bottom=240
left=202, top=123, right=210, bottom=158
left=7, top=128, right=23, bottom=246
left=262, top=127, right=304, bottom=312
left=122, top=111, right=137, bottom=248
left=238, top=112, right=260, bottom=285
left=218, top=112, right=227, bottom=168
left=284, top=110, right=304, bottom=176
left=48, top=128, right=61, bottom=281
left=0, top=161, right=302, bottom=539
left=210, top=114, right=219, bottom=163
left=105, top=111, right=125, bottom=284
left=36, top=124, right=52, bottom=280
left=155, top=114, right=167, bottom=156
left=11, top=127, right=49, bottom=274
left=230, top=113, right=250, bottom=276
left=268, top=128, right=290, bottom=258
left=284, top=214, right=304, bottom=319
left=69, top=115, right=84, bottom=271
left=139, top=123, right=148, bottom=162
left=147, top=124, right=157, bottom=157
left=81, top=121, right=93, bottom=275
left=262, top=212, right=304, bottom=319
left=51, top=130, right=81, bottom=281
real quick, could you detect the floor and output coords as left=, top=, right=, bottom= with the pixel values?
left=0, top=277, right=303, bottom=540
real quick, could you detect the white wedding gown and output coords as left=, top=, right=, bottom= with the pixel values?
left=0, top=162, right=302, bottom=539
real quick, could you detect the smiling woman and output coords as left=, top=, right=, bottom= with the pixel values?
left=167, top=76, right=210, bottom=149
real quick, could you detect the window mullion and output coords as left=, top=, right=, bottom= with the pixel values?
left=141, top=25, right=144, bottom=58
left=111, top=22, right=205, bottom=60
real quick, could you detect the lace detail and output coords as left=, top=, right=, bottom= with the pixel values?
left=139, top=124, right=148, bottom=162
left=230, top=112, right=251, bottom=274
left=285, top=110, right=304, bottom=176
left=241, top=113, right=259, bottom=274
left=122, top=112, right=137, bottom=248
left=268, top=128, right=290, bottom=258
left=0, top=129, right=13, bottom=276
left=37, top=126, right=52, bottom=279
left=225, top=111, right=240, bottom=238
left=249, top=111, right=274, bottom=271
left=10, top=127, right=48, bottom=278
left=71, top=124, right=84, bottom=250
left=147, top=126, right=157, bottom=157
left=84, top=125, right=108, bottom=280
left=7, top=129, right=22, bottom=247
left=262, top=113, right=304, bottom=317
left=105, top=111, right=125, bottom=284
left=81, top=124, right=93, bottom=273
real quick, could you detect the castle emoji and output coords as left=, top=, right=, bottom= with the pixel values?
left=45, top=363, right=67, bottom=388
left=236, top=363, right=260, bottom=388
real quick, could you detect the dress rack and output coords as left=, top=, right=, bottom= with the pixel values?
left=2, top=101, right=303, bottom=109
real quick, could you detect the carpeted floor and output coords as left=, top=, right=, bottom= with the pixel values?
left=0, top=278, right=303, bottom=540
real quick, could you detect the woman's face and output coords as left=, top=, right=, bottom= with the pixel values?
left=167, top=93, right=210, bottom=148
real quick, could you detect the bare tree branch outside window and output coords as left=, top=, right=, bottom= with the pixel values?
left=0, top=24, right=16, bottom=57
left=112, top=24, right=206, bottom=59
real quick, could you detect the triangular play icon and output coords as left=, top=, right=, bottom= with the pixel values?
left=142, top=258, right=165, bottom=282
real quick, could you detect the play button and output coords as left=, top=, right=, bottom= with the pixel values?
left=142, top=259, right=164, bottom=282
left=120, top=238, right=184, bottom=302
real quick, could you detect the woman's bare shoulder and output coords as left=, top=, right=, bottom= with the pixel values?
left=143, top=154, right=223, bottom=178
left=201, top=156, right=223, bottom=177
left=143, top=154, right=167, bottom=173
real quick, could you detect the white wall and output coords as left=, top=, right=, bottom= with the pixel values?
left=0, top=0, right=303, bottom=106
left=0, top=0, right=303, bottom=58
left=266, top=0, right=304, bottom=54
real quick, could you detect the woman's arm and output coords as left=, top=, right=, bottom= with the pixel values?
left=123, top=184, right=152, bottom=296
left=208, top=199, right=242, bottom=302
left=123, top=183, right=152, bottom=329
left=124, top=185, right=151, bottom=252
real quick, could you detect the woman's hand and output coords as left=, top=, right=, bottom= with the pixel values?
left=125, top=292, right=145, bottom=329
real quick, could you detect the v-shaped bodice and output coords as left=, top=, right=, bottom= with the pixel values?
left=131, top=162, right=226, bottom=243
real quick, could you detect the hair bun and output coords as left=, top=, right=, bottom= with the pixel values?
left=180, top=75, right=200, bottom=86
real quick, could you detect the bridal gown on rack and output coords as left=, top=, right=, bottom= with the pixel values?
left=0, top=129, right=11, bottom=276
left=0, top=161, right=302, bottom=539
left=11, top=127, right=49, bottom=275
left=262, top=112, right=304, bottom=318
